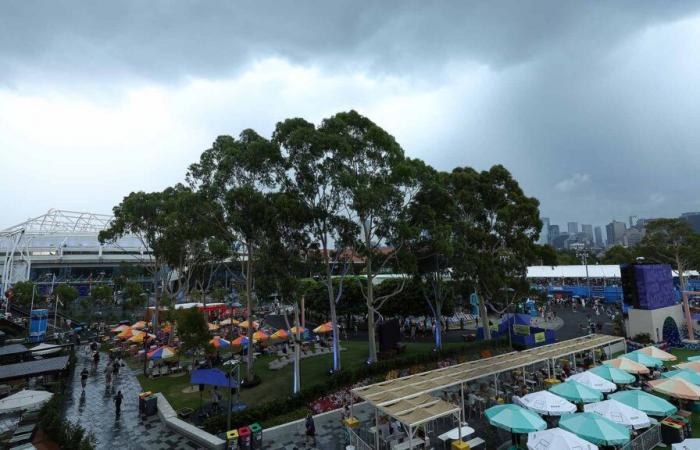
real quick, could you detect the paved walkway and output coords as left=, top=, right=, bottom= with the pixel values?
left=63, top=349, right=199, bottom=450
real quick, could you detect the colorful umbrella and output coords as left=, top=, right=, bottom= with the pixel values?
left=663, top=369, right=700, bottom=385
left=527, top=428, right=599, bottom=450
left=518, top=390, right=576, bottom=416
left=622, top=352, right=663, bottom=368
left=208, top=323, right=220, bottom=331
left=111, top=324, right=129, bottom=333
left=131, top=320, right=147, bottom=330
left=648, top=377, right=700, bottom=400
left=210, top=336, right=231, bottom=348
left=637, top=346, right=676, bottom=361
left=252, top=331, right=269, bottom=341
left=559, top=412, right=630, bottom=445
left=271, top=329, right=289, bottom=340
left=589, top=365, right=636, bottom=385
left=232, top=336, right=249, bottom=346
left=549, top=380, right=604, bottom=404
left=608, top=390, right=677, bottom=417
left=485, top=404, right=546, bottom=433
left=313, top=322, right=334, bottom=334
left=675, top=361, right=700, bottom=372
left=290, top=326, right=306, bottom=334
left=687, top=355, right=700, bottom=362
left=584, top=399, right=651, bottom=430
left=116, top=327, right=135, bottom=340
left=128, top=331, right=154, bottom=343
left=603, top=358, right=650, bottom=375
left=220, top=318, right=239, bottom=326
left=147, top=346, right=176, bottom=360
left=569, top=372, right=617, bottom=393
left=239, top=320, right=259, bottom=329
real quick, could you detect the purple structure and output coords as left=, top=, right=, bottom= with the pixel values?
left=621, top=263, right=674, bottom=310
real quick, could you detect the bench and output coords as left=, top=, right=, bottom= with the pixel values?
left=466, top=437, right=485, bottom=448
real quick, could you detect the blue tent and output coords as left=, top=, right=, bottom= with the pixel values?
left=190, top=369, right=238, bottom=388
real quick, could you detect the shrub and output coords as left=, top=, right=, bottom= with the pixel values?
left=39, top=393, right=95, bottom=450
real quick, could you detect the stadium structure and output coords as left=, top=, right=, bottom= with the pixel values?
left=0, top=209, right=152, bottom=298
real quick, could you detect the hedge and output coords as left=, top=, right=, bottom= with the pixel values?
left=204, top=338, right=508, bottom=433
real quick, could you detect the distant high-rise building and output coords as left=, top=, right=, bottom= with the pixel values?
left=567, top=222, right=579, bottom=235
left=623, top=228, right=644, bottom=247
left=549, top=224, right=560, bottom=240
left=551, top=233, right=569, bottom=250
left=581, top=224, right=593, bottom=241
left=629, top=215, right=638, bottom=228
left=681, top=212, right=700, bottom=233
left=606, top=220, right=627, bottom=247
left=539, top=217, right=551, bottom=245
left=594, top=226, right=604, bottom=248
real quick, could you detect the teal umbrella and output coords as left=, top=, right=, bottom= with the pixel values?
left=549, top=380, right=604, bottom=403
left=485, top=404, right=547, bottom=433
left=623, top=352, right=663, bottom=368
left=589, top=365, right=635, bottom=385
left=608, top=390, right=677, bottom=417
left=688, top=355, right=700, bottom=362
left=663, top=369, right=700, bottom=385
left=559, top=412, right=630, bottom=445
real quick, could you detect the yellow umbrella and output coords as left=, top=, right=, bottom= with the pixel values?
left=239, top=320, right=259, bottom=330
left=253, top=331, right=270, bottom=341
left=117, top=327, right=134, bottom=340
left=131, top=320, right=147, bottom=330
left=604, top=358, right=650, bottom=375
left=313, top=322, right=334, bottom=334
left=271, top=329, right=289, bottom=340
left=129, top=332, right=155, bottom=343
left=111, top=324, right=129, bottom=333
left=648, top=377, right=700, bottom=400
left=208, top=323, right=220, bottom=331
left=675, top=361, right=700, bottom=372
left=290, top=326, right=306, bottom=334
left=637, top=346, right=676, bottom=362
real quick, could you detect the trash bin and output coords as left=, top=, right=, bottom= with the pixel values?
left=138, top=391, right=152, bottom=413
left=249, top=422, right=262, bottom=449
left=144, top=395, right=158, bottom=416
left=670, top=415, right=690, bottom=438
left=660, top=419, right=683, bottom=444
left=238, top=426, right=251, bottom=450
left=226, top=430, right=239, bottom=450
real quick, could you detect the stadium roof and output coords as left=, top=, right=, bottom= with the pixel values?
left=3, top=209, right=113, bottom=234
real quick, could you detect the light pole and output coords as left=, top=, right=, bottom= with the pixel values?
left=224, top=358, right=240, bottom=431
left=576, top=247, right=592, bottom=305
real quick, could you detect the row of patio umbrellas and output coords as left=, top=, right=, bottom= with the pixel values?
left=209, top=322, right=339, bottom=348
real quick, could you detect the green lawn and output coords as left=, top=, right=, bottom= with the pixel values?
left=137, top=341, right=468, bottom=414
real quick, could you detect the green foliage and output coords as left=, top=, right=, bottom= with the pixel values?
left=89, top=284, right=113, bottom=302
left=632, top=333, right=652, bottom=344
left=640, top=219, right=700, bottom=279
left=600, top=245, right=635, bottom=264
left=39, top=393, right=95, bottom=449
left=211, top=287, right=227, bottom=303
left=534, top=245, right=559, bottom=266
left=54, top=284, right=79, bottom=308
left=176, top=306, right=210, bottom=357
left=9, top=280, right=36, bottom=308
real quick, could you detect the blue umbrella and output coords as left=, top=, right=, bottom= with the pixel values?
left=190, top=369, right=237, bottom=388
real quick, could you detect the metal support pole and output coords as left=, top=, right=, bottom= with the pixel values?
left=408, top=425, right=413, bottom=450
left=374, top=408, right=379, bottom=450
left=460, top=382, right=465, bottom=421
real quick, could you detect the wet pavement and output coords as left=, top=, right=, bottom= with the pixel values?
left=63, top=348, right=199, bottom=450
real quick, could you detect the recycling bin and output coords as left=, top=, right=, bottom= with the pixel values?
left=144, top=395, right=158, bottom=416
left=238, top=426, right=251, bottom=450
left=138, top=391, right=152, bottom=413
left=226, top=429, right=239, bottom=450
left=249, top=422, right=262, bottom=449
left=660, top=419, right=683, bottom=444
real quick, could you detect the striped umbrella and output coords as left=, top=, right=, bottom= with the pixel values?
left=313, top=322, right=334, bottom=334
left=675, top=361, right=700, bottom=372
left=271, top=329, right=289, bottom=340
left=210, top=336, right=231, bottom=349
left=128, top=331, right=154, bottom=343
left=622, top=352, right=663, bottom=368
left=208, top=323, right=220, bottom=332
left=559, top=412, right=630, bottom=445
left=663, top=369, right=700, bottom=385
left=239, top=320, right=259, bottom=330
left=589, top=365, right=635, bottom=385
left=131, top=320, right=147, bottom=330
left=220, top=318, right=239, bottom=326
left=608, top=390, right=677, bottom=417
left=637, top=346, right=676, bottom=362
left=111, top=324, right=129, bottom=333
left=116, top=327, right=135, bottom=340
left=549, top=380, right=604, bottom=404
left=648, top=377, right=700, bottom=400
left=232, top=336, right=250, bottom=346
left=147, top=346, right=176, bottom=360
left=603, top=358, right=650, bottom=375
left=687, top=355, right=700, bottom=362
left=252, top=331, right=270, bottom=342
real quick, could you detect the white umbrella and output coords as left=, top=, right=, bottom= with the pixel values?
left=584, top=399, right=651, bottom=430
left=519, top=390, right=576, bottom=416
left=31, top=343, right=62, bottom=356
left=0, top=389, right=53, bottom=414
left=569, top=371, right=617, bottom=393
left=527, top=427, right=598, bottom=450
left=673, top=438, right=700, bottom=450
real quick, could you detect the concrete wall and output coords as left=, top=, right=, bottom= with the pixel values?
left=626, top=304, right=684, bottom=343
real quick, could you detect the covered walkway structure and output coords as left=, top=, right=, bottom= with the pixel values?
left=351, top=334, right=625, bottom=449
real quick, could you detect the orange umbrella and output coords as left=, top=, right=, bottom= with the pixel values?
left=603, top=358, right=650, bottom=375
left=648, top=377, right=700, bottom=400
left=637, top=346, right=676, bottom=362
left=111, top=324, right=129, bottom=333
left=231, top=336, right=250, bottom=346
left=271, top=329, right=289, bottom=340
left=239, top=320, right=259, bottom=330
left=129, top=332, right=155, bottom=343
left=290, top=326, right=306, bottom=335
left=208, top=323, right=220, bottom=331
left=675, top=361, right=700, bottom=372
left=313, top=322, right=334, bottom=334
left=117, top=327, right=134, bottom=340
left=131, top=320, right=147, bottom=330
left=210, top=336, right=231, bottom=348
left=252, top=331, right=269, bottom=341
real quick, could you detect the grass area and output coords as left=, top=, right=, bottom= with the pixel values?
left=137, top=341, right=468, bottom=414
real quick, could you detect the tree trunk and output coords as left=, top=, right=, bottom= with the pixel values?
left=434, top=303, right=443, bottom=350
left=324, top=248, right=341, bottom=372
left=245, top=245, right=254, bottom=381
left=479, top=291, right=491, bottom=340
left=678, top=257, right=695, bottom=341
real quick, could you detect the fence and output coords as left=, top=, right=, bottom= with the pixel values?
left=620, top=424, right=661, bottom=450
left=347, top=427, right=373, bottom=450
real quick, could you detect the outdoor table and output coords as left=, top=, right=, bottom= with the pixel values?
left=544, top=378, right=560, bottom=386
left=394, top=437, right=425, bottom=450
left=438, top=424, right=476, bottom=447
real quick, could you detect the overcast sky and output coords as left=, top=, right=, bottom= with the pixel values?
left=2, top=1, right=700, bottom=230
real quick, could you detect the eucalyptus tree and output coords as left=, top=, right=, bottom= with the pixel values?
left=324, top=110, right=425, bottom=363
left=187, top=130, right=283, bottom=381
left=273, top=117, right=356, bottom=371
left=450, top=165, right=541, bottom=339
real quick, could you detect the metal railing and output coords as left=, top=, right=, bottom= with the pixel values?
left=620, top=424, right=661, bottom=450
left=347, top=427, right=373, bottom=450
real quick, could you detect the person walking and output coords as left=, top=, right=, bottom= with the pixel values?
left=80, top=368, right=89, bottom=390
left=305, top=412, right=316, bottom=447
left=114, top=390, right=123, bottom=418
left=104, top=362, right=113, bottom=387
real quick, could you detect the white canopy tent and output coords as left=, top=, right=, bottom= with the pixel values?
left=0, top=389, right=53, bottom=414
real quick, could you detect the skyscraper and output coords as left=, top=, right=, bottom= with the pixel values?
left=549, top=224, right=560, bottom=241
left=606, top=220, right=627, bottom=247
left=567, top=222, right=579, bottom=235
left=581, top=224, right=593, bottom=241
left=681, top=212, right=700, bottom=233
left=594, top=226, right=604, bottom=248
left=539, top=217, right=551, bottom=245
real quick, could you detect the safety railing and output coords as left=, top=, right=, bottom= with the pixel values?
left=620, top=424, right=661, bottom=450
